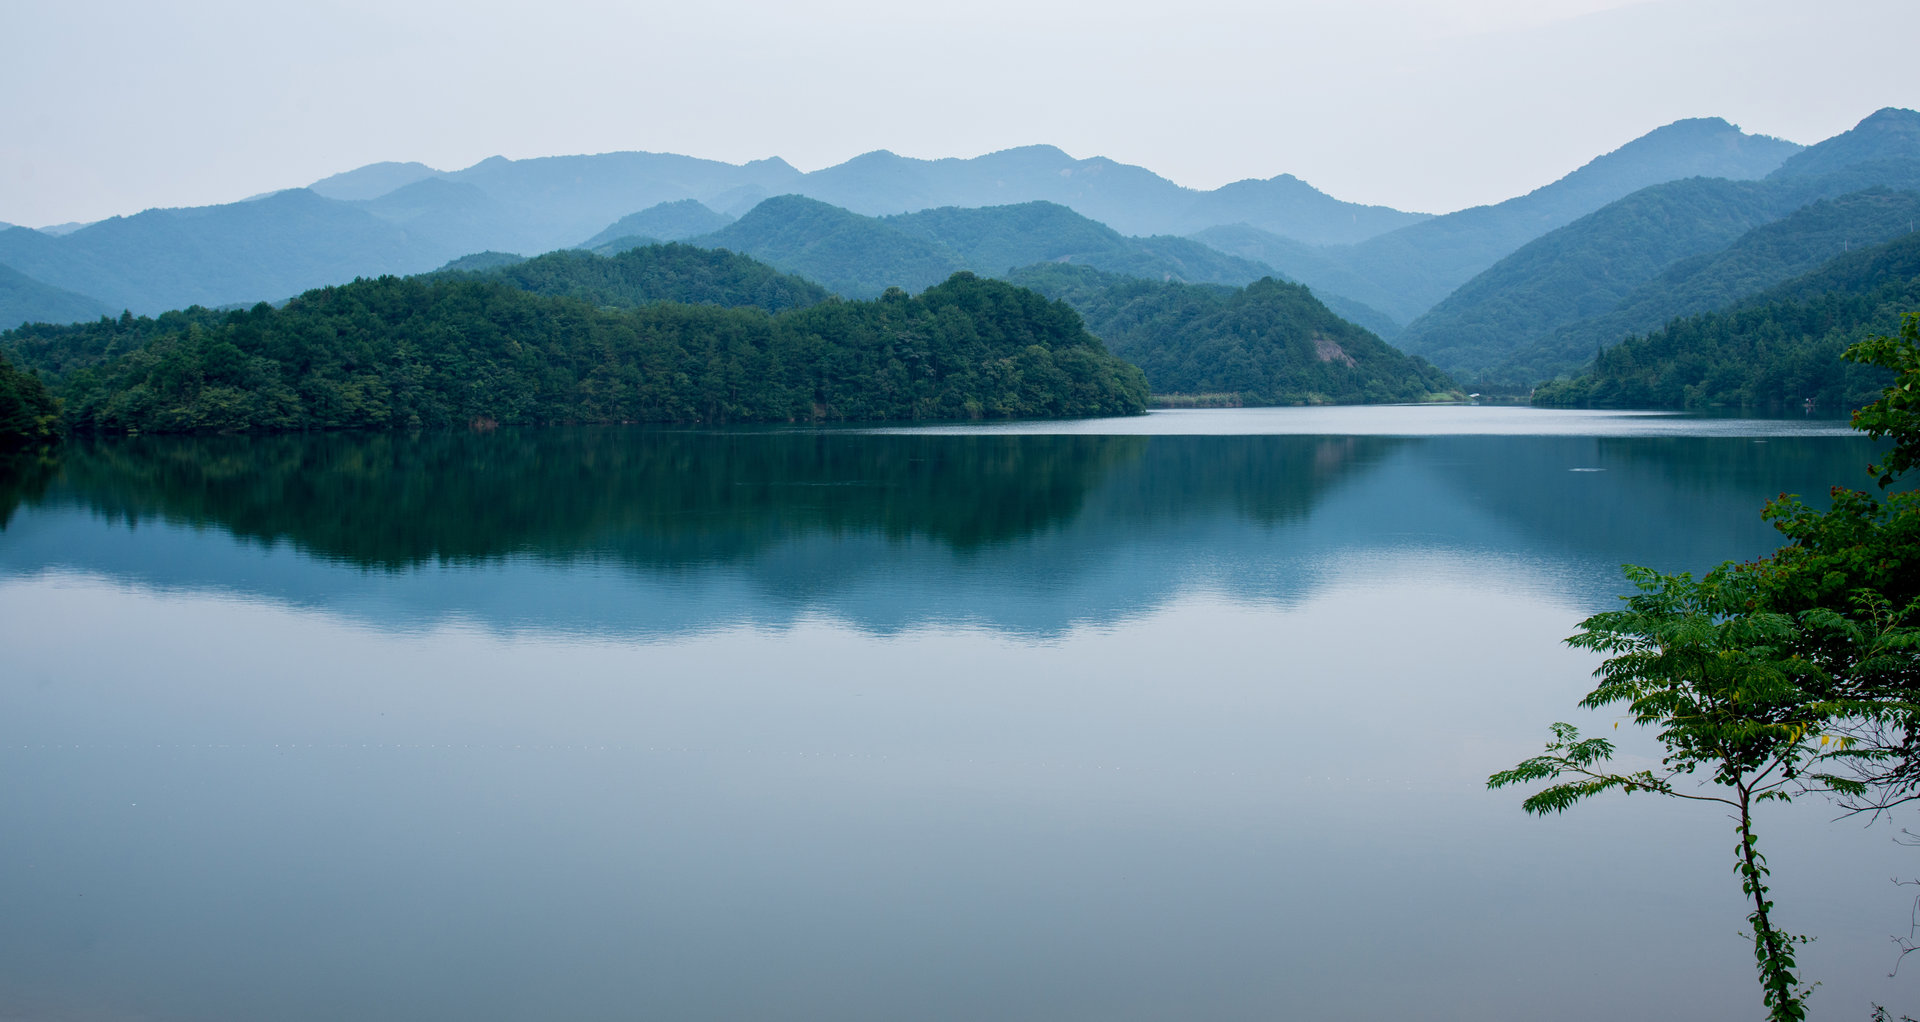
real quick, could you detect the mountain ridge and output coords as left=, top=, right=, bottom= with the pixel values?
left=687, top=196, right=1281, bottom=299
left=1005, top=263, right=1457, bottom=404
left=1265, top=117, right=1805, bottom=325
left=1532, top=229, right=1920, bottom=411
left=1391, top=109, right=1920, bottom=387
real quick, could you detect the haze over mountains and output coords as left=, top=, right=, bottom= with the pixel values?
left=0, top=144, right=1435, bottom=322
left=1198, top=117, right=1804, bottom=326
left=3, top=107, right=1918, bottom=402
left=1533, top=228, right=1920, bottom=412
left=305, top=144, right=1429, bottom=254
left=1396, top=107, right=1920, bottom=386
left=1, top=117, right=1798, bottom=325
left=685, top=196, right=1279, bottom=296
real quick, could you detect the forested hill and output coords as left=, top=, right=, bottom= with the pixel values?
left=696, top=196, right=963, bottom=298
left=442, top=243, right=831, bottom=314
left=1394, top=178, right=1798, bottom=388
left=1532, top=230, right=1920, bottom=411
left=0, top=117, right=1824, bottom=331
left=1240, top=117, right=1802, bottom=327
left=1008, top=264, right=1458, bottom=405
left=686, top=196, right=1276, bottom=299
left=883, top=202, right=1273, bottom=287
left=3, top=244, right=835, bottom=379
left=1517, top=188, right=1920, bottom=377
left=1400, top=178, right=1920, bottom=388
left=2, top=272, right=1149, bottom=434
left=1186, top=224, right=1409, bottom=338
left=1394, top=109, right=1920, bottom=388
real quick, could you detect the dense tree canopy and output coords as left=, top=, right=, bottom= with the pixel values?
left=1400, top=178, right=1797, bottom=388
left=445, top=242, right=831, bottom=314
left=695, top=195, right=967, bottom=298
left=0, top=349, right=60, bottom=447
left=1009, top=264, right=1457, bottom=404
left=1534, top=231, right=1920, bottom=411
left=1534, top=189, right=1920, bottom=373
left=3, top=271, right=1148, bottom=434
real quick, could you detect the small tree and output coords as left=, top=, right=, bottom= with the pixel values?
left=1490, top=566, right=1905, bottom=1022
left=1751, top=311, right=1920, bottom=808
left=1492, top=314, right=1920, bottom=1018
left=1494, top=312, right=1920, bottom=1020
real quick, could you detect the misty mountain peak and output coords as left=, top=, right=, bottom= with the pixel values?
left=309, top=161, right=444, bottom=202
left=1859, top=107, right=1920, bottom=129
left=1609, top=115, right=1788, bottom=160
left=1645, top=116, right=1737, bottom=136
left=1770, top=106, right=1920, bottom=180
left=971, top=145, right=1078, bottom=172
left=843, top=150, right=907, bottom=167
left=1509, top=116, right=1800, bottom=209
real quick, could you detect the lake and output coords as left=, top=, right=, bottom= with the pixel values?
left=0, top=406, right=1911, bottom=1021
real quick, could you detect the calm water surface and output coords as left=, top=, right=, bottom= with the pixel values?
left=0, top=407, right=1911, bottom=1021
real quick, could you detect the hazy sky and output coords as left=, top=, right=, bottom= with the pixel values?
left=4, top=0, right=1917, bottom=227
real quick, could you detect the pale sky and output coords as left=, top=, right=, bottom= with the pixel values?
left=4, top=0, right=1917, bottom=228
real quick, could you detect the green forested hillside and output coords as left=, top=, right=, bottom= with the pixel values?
left=4, top=272, right=1148, bottom=433
left=435, top=251, right=528, bottom=273
left=583, top=236, right=659, bottom=257
left=4, top=307, right=232, bottom=379
left=1182, top=119, right=1804, bottom=333
left=884, top=202, right=1272, bottom=285
left=1008, top=264, right=1457, bottom=404
left=1318, top=118, right=1802, bottom=324
left=696, top=195, right=966, bottom=297
left=1768, top=107, right=1920, bottom=180
left=1532, top=231, right=1920, bottom=410
left=1523, top=189, right=1920, bottom=374
left=693, top=196, right=1280, bottom=300
left=1396, top=110, right=1920, bottom=388
left=1397, top=178, right=1797, bottom=387
left=446, top=243, right=831, bottom=314
left=1187, top=224, right=1405, bottom=336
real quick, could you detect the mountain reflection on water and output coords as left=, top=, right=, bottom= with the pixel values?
left=0, top=421, right=1882, bottom=637
left=1, top=412, right=1906, bottom=1022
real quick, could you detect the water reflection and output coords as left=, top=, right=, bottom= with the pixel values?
left=0, top=416, right=1907, bottom=1022
left=0, top=425, right=1884, bottom=636
left=32, top=429, right=1150, bottom=566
